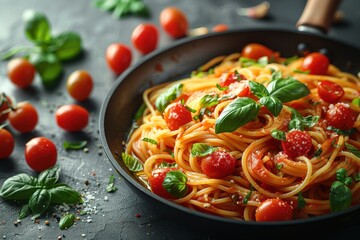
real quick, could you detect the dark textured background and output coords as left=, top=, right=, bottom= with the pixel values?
left=1, top=0, right=360, bottom=239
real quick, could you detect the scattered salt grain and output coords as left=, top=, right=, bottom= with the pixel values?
left=104, top=196, right=109, bottom=201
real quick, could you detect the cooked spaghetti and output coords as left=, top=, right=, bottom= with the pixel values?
left=123, top=43, right=360, bottom=221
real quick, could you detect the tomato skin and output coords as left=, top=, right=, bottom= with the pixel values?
left=301, top=52, right=329, bottom=75
left=8, top=102, right=38, bottom=133
left=212, top=24, right=229, bottom=32
left=219, top=72, right=245, bottom=87
left=0, top=95, right=12, bottom=123
left=255, top=198, right=293, bottom=222
left=326, top=103, right=356, bottom=130
left=106, top=43, right=132, bottom=75
left=131, top=23, right=159, bottom=55
left=0, top=129, right=15, bottom=160
left=164, top=101, right=192, bottom=131
left=241, top=43, right=276, bottom=60
left=7, top=58, right=36, bottom=88
left=201, top=150, right=236, bottom=178
left=317, top=80, right=344, bottom=103
left=55, top=104, right=89, bottom=131
left=160, top=7, right=188, bottom=38
left=66, top=70, right=93, bottom=101
left=149, top=167, right=177, bottom=199
left=281, top=130, right=312, bottom=158
left=25, top=137, right=57, bottom=172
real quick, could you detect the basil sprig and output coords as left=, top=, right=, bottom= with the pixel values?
left=215, top=72, right=310, bottom=133
left=344, top=143, right=360, bottom=158
left=59, top=213, right=76, bottom=230
left=162, top=171, right=188, bottom=198
left=330, top=168, right=353, bottom=212
left=0, top=9, right=82, bottom=88
left=288, top=108, right=319, bottom=131
left=121, top=152, right=144, bottom=172
left=155, top=83, right=183, bottom=113
left=63, top=140, right=87, bottom=150
left=0, top=165, right=82, bottom=220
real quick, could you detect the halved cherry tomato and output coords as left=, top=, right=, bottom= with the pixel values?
left=149, top=167, right=177, bottom=199
left=0, top=128, right=15, bottom=160
left=241, top=43, right=276, bottom=60
left=8, top=102, right=38, bottom=133
left=226, top=81, right=250, bottom=97
left=219, top=72, right=246, bottom=87
left=66, top=70, right=93, bottom=101
left=317, top=80, right=344, bottom=103
left=0, top=94, right=12, bottom=123
left=212, top=24, right=229, bottom=32
left=255, top=198, right=293, bottom=222
left=201, top=150, right=236, bottom=178
left=281, top=130, right=312, bottom=158
left=131, top=23, right=159, bottom=55
left=106, top=43, right=132, bottom=75
left=55, top=104, right=89, bottom=131
left=326, top=103, right=356, bottom=130
left=164, top=101, right=192, bottom=131
left=25, top=137, right=57, bottom=172
left=160, top=7, right=188, bottom=38
left=301, top=52, right=329, bottom=75
left=7, top=58, right=36, bottom=88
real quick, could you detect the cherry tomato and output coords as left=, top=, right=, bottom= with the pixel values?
left=0, top=128, right=15, bottom=160
left=317, top=80, right=344, bottom=103
left=212, top=24, right=229, bottom=32
left=66, top=70, right=93, bottom=101
left=326, top=103, right=356, bottom=130
left=281, top=130, right=312, bottom=158
left=241, top=43, right=276, bottom=60
left=255, top=198, right=293, bottom=222
left=164, top=101, right=192, bottom=131
left=106, top=43, right=132, bottom=75
left=55, top=104, right=89, bottom=131
left=201, top=150, right=236, bottom=178
left=8, top=102, right=38, bottom=133
left=7, top=58, right=36, bottom=88
left=159, top=7, right=188, bottom=38
left=131, top=23, right=159, bottom=55
left=149, top=167, right=177, bottom=199
left=226, top=81, right=250, bottom=97
left=219, top=72, right=245, bottom=87
left=0, top=94, right=12, bottom=123
left=25, top=137, right=57, bottom=172
left=301, top=52, right=329, bottom=75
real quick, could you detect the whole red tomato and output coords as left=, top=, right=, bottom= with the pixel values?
left=8, top=102, right=38, bottom=133
left=131, top=23, right=159, bottom=55
left=0, top=128, right=15, bottom=160
left=55, top=104, right=89, bottom=131
left=25, top=137, right=57, bottom=172
left=241, top=43, right=276, bottom=60
left=66, top=70, right=93, bottom=101
left=106, top=43, right=132, bottom=75
left=301, top=52, right=329, bottom=75
left=7, top=58, right=36, bottom=88
left=255, top=198, right=293, bottom=222
left=159, top=7, right=188, bottom=38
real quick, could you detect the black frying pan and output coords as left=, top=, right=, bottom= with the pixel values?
left=99, top=0, right=360, bottom=236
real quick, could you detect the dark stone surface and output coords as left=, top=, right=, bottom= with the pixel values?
left=1, top=0, right=360, bottom=239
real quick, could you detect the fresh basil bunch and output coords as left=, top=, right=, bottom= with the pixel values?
left=1, top=9, right=82, bottom=88
left=0, top=165, right=83, bottom=220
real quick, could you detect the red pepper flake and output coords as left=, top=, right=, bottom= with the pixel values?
left=135, top=213, right=141, bottom=218
left=155, top=63, right=163, bottom=72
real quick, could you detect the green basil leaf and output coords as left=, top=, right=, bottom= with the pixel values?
left=242, top=186, right=253, bottom=204
left=129, top=1, right=150, bottom=17
left=159, top=161, right=177, bottom=168
left=293, top=69, right=310, bottom=74
left=216, top=84, right=228, bottom=91
left=59, top=213, right=76, bottom=230
left=121, top=152, right=144, bottom=172
left=200, top=94, right=219, bottom=108
left=191, top=143, right=217, bottom=157
left=142, top=138, right=158, bottom=145
left=22, top=9, right=51, bottom=43
left=266, top=78, right=310, bottom=103
left=345, top=143, right=360, bottom=158
left=0, top=173, right=39, bottom=200
left=106, top=174, right=118, bottom=193
left=249, top=81, right=269, bottom=98
left=330, top=181, right=352, bottom=212
left=155, top=83, right=183, bottom=113
left=52, top=31, right=82, bottom=61
left=259, top=96, right=283, bottom=117
left=297, top=192, right=306, bottom=210
left=353, top=172, right=360, bottom=182
left=162, top=170, right=188, bottom=198
left=351, top=97, right=360, bottom=107
left=257, top=56, right=268, bottom=66
left=239, top=57, right=263, bottom=67
left=19, top=204, right=32, bottom=219
left=301, top=115, right=320, bottom=128
left=336, top=168, right=348, bottom=182
left=48, top=183, right=83, bottom=204
left=215, top=97, right=260, bottom=133
left=289, top=118, right=303, bottom=131
left=313, top=148, right=322, bottom=158
left=37, top=164, right=60, bottom=187
left=271, top=130, right=286, bottom=141
left=29, top=51, right=62, bottom=88
left=271, top=70, right=282, bottom=81
left=327, top=126, right=356, bottom=136
left=28, top=189, right=51, bottom=215
left=93, top=0, right=118, bottom=11
left=63, top=140, right=87, bottom=150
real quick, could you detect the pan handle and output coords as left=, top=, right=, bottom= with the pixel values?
left=297, top=0, right=342, bottom=34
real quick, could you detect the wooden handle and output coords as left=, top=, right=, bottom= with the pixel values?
left=297, top=0, right=342, bottom=33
